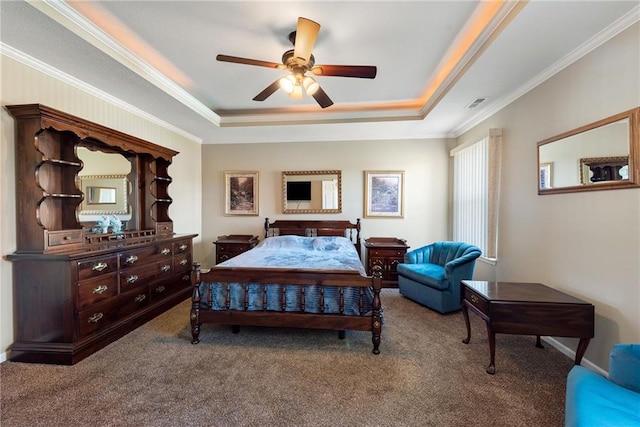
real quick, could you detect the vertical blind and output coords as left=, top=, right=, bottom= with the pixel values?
left=453, top=137, right=489, bottom=255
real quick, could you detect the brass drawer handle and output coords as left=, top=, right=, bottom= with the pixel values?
left=93, top=285, right=108, bottom=295
left=92, top=262, right=108, bottom=272
left=470, top=294, right=479, bottom=304
left=179, top=259, right=188, bottom=266
left=161, top=264, right=171, bottom=272
left=155, top=286, right=166, bottom=293
left=126, top=275, right=138, bottom=284
left=161, top=248, right=171, bottom=255
left=126, top=255, right=138, bottom=264
left=182, top=274, right=189, bottom=281
left=134, top=294, right=146, bottom=303
left=179, top=244, right=188, bottom=251
left=88, top=312, right=104, bottom=323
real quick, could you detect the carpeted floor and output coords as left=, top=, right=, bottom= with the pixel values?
left=0, top=289, right=573, bottom=426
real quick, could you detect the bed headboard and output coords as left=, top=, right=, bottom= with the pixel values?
left=264, top=218, right=362, bottom=255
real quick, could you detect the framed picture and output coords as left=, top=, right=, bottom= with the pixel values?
left=364, top=170, right=404, bottom=218
left=224, top=171, right=259, bottom=216
left=539, top=162, right=553, bottom=189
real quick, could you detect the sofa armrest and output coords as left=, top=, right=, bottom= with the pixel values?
left=609, top=343, right=640, bottom=393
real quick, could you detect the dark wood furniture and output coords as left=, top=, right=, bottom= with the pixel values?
left=461, top=280, right=595, bottom=374
left=214, top=234, right=259, bottom=264
left=364, top=237, right=409, bottom=287
left=191, top=219, right=384, bottom=354
left=5, top=104, right=197, bottom=364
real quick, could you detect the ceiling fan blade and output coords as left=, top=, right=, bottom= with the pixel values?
left=293, top=17, right=320, bottom=64
left=312, top=86, right=334, bottom=109
left=253, top=80, right=281, bottom=101
left=311, top=65, right=377, bottom=79
left=217, top=54, right=282, bottom=69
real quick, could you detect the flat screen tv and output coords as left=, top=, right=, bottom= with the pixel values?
left=286, top=181, right=312, bottom=201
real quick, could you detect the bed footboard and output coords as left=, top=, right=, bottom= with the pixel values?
left=190, top=263, right=384, bottom=354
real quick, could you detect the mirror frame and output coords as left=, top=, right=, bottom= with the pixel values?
left=79, top=174, right=129, bottom=215
left=537, top=107, right=640, bottom=195
left=282, top=170, right=342, bottom=214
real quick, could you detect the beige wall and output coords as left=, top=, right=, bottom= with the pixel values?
left=200, top=139, right=452, bottom=268
left=456, top=23, right=640, bottom=369
left=0, top=56, right=203, bottom=361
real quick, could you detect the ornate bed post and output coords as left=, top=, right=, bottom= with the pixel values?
left=370, top=264, right=383, bottom=354
left=264, top=217, right=270, bottom=238
left=190, top=262, right=202, bottom=344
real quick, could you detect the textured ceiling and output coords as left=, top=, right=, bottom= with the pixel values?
left=1, top=1, right=638, bottom=144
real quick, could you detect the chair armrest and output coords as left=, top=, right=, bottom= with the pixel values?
left=444, top=249, right=482, bottom=274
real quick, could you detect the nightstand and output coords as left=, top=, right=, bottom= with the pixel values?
left=214, top=235, right=259, bottom=264
left=364, top=237, right=409, bottom=287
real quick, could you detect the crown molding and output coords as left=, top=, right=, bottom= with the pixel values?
left=1, top=43, right=202, bottom=144
left=453, top=4, right=640, bottom=137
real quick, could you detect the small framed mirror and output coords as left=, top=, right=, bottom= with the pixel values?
left=537, top=107, right=639, bottom=194
left=282, top=170, right=342, bottom=214
left=79, top=174, right=129, bottom=214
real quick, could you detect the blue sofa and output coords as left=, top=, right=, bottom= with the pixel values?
left=565, top=343, right=640, bottom=426
left=396, top=241, right=481, bottom=314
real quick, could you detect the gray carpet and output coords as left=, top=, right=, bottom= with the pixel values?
left=1, top=289, right=572, bottom=426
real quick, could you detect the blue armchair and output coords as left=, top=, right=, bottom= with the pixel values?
left=396, top=241, right=481, bottom=313
left=565, top=343, right=640, bottom=426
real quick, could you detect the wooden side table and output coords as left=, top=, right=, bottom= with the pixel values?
left=214, top=235, right=259, bottom=264
left=364, top=237, right=409, bottom=287
left=461, top=280, right=594, bottom=374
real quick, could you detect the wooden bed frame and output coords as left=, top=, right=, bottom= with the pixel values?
left=190, top=218, right=384, bottom=354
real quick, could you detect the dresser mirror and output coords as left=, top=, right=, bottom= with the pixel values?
left=77, top=147, right=133, bottom=225
left=282, top=170, right=342, bottom=214
left=537, top=107, right=639, bottom=194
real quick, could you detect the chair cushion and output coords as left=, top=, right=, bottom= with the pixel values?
left=396, top=263, right=448, bottom=289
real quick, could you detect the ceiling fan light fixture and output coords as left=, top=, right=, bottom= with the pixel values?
left=302, top=76, right=319, bottom=95
left=289, top=85, right=304, bottom=99
left=279, top=75, right=296, bottom=93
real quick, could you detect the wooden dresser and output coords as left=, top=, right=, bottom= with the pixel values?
left=214, top=235, right=259, bottom=264
left=5, top=104, right=197, bottom=364
left=364, top=237, right=409, bottom=287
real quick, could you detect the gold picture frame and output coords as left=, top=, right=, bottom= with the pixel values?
left=364, top=170, right=405, bottom=218
left=79, top=174, right=129, bottom=215
left=224, top=171, right=259, bottom=216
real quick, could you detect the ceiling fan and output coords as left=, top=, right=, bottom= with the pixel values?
left=216, top=17, right=377, bottom=109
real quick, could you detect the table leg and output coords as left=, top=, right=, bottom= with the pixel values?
left=462, top=302, right=471, bottom=344
left=575, top=338, right=591, bottom=365
left=485, top=321, right=496, bottom=375
left=535, top=335, right=544, bottom=349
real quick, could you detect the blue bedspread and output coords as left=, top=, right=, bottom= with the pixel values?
left=199, top=235, right=375, bottom=315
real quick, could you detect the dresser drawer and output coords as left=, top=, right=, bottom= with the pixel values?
left=117, top=288, right=150, bottom=319
left=119, top=244, right=172, bottom=269
left=150, top=273, right=190, bottom=301
left=174, top=239, right=192, bottom=254
left=47, top=230, right=84, bottom=247
left=77, top=255, right=118, bottom=281
left=369, top=249, right=406, bottom=257
left=120, top=260, right=175, bottom=292
left=78, top=299, right=119, bottom=338
left=174, top=253, right=191, bottom=273
left=76, top=273, right=118, bottom=309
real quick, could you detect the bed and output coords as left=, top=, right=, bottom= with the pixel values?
left=190, top=218, right=384, bottom=354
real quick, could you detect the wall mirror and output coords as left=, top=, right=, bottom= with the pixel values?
left=537, top=107, right=639, bottom=194
left=282, top=170, right=342, bottom=214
